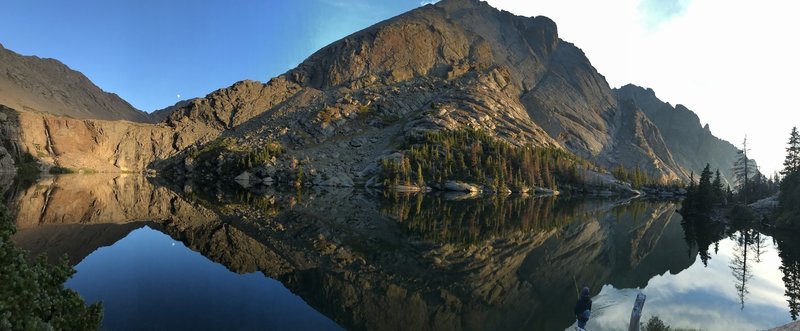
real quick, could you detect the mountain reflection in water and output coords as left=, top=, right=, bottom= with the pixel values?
left=2, top=174, right=796, bottom=331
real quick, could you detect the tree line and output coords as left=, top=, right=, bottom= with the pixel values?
left=779, top=127, right=800, bottom=227
left=681, top=136, right=779, bottom=218
left=381, top=129, right=663, bottom=192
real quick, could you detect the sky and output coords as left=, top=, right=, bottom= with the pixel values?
left=1, top=0, right=798, bottom=174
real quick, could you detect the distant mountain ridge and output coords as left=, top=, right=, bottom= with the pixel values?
left=0, top=43, right=151, bottom=123
left=615, top=84, right=740, bottom=184
left=0, top=0, right=742, bottom=184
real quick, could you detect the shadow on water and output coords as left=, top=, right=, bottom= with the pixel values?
left=3, top=174, right=797, bottom=330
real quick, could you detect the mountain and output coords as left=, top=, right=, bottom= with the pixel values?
left=0, top=0, right=741, bottom=185
left=160, top=0, right=691, bottom=182
left=0, top=43, right=151, bottom=123
left=615, top=84, right=740, bottom=184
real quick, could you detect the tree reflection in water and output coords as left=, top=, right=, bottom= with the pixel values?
left=775, top=233, right=800, bottom=321
left=729, top=229, right=757, bottom=310
left=680, top=216, right=722, bottom=267
left=380, top=192, right=590, bottom=244
left=680, top=215, right=784, bottom=314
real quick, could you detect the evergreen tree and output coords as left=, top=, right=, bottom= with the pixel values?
left=783, top=127, right=800, bottom=175
left=682, top=165, right=720, bottom=216
left=0, top=206, right=103, bottom=329
left=696, top=163, right=714, bottom=213
left=683, top=172, right=698, bottom=213
left=780, top=127, right=800, bottom=226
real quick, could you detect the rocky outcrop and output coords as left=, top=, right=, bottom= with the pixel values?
left=0, top=106, right=180, bottom=172
left=609, top=100, right=687, bottom=181
left=0, top=44, right=151, bottom=122
left=150, top=99, right=194, bottom=123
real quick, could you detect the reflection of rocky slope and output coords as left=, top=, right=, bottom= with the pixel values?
left=8, top=175, right=696, bottom=331
left=8, top=174, right=218, bottom=263
left=13, top=222, right=154, bottom=265
left=174, top=193, right=696, bottom=331
left=10, top=174, right=216, bottom=230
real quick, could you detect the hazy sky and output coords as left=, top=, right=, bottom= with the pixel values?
left=1, top=0, right=797, bottom=174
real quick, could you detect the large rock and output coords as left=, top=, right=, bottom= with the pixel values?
left=234, top=171, right=261, bottom=188
left=443, top=180, right=480, bottom=192
left=319, top=172, right=354, bottom=187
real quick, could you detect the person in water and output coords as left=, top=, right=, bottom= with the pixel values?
left=574, top=286, right=592, bottom=329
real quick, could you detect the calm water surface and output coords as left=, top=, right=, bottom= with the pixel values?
left=4, top=174, right=798, bottom=330
left=65, top=226, right=341, bottom=331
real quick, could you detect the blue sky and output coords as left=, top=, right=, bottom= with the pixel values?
left=0, top=0, right=422, bottom=111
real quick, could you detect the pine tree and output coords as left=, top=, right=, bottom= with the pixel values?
left=784, top=127, right=800, bottom=176
left=697, top=163, right=714, bottom=213
left=712, top=169, right=724, bottom=205
left=780, top=127, right=800, bottom=226
left=684, top=172, right=698, bottom=213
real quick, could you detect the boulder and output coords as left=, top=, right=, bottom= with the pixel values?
left=234, top=171, right=261, bottom=188
left=443, top=181, right=480, bottom=192
left=444, top=191, right=480, bottom=201
left=320, top=172, right=354, bottom=187
left=534, top=187, right=560, bottom=196
left=388, top=185, right=423, bottom=192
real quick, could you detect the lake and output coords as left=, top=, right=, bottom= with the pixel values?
left=4, top=174, right=798, bottom=330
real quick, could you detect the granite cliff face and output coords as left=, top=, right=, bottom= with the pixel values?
left=0, top=44, right=151, bottom=123
left=0, top=0, right=739, bottom=182
left=615, top=84, right=740, bottom=183
left=0, top=105, right=188, bottom=172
